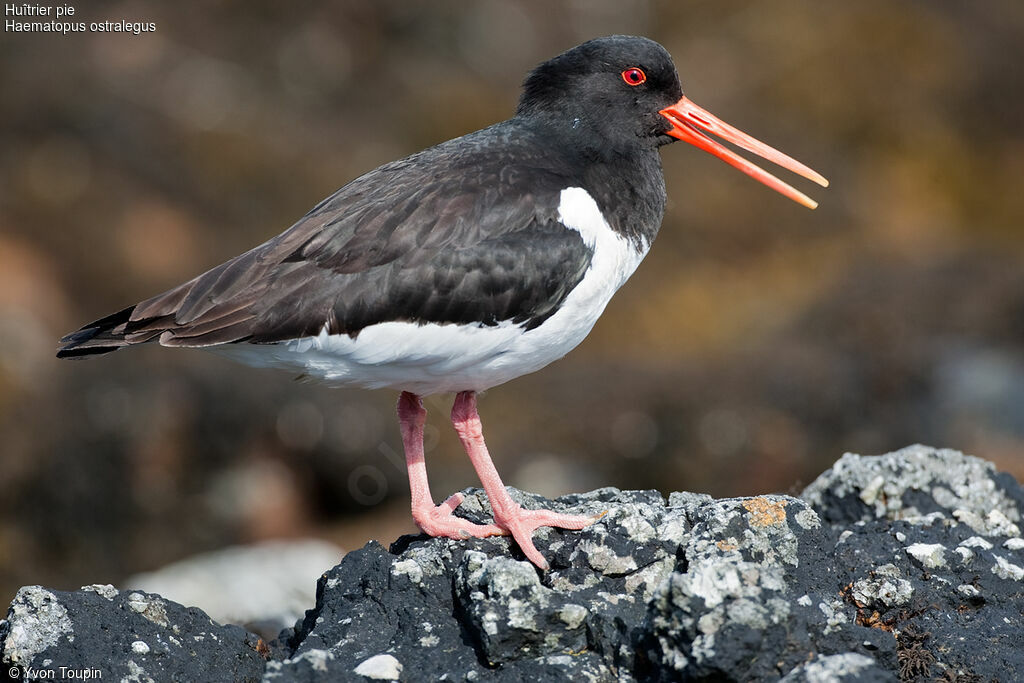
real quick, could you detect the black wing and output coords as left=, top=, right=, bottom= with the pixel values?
left=57, top=123, right=594, bottom=357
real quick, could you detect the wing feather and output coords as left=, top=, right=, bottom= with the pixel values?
left=57, top=122, right=595, bottom=356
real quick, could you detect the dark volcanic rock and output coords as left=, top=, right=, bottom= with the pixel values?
left=3, top=445, right=1023, bottom=681
left=265, top=487, right=697, bottom=681
left=0, top=584, right=268, bottom=681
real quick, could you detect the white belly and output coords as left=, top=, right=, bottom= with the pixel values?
left=210, top=187, right=650, bottom=395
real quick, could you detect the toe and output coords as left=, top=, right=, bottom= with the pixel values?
left=491, top=506, right=597, bottom=570
left=519, top=509, right=597, bottom=531
left=440, top=492, right=464, bottom=513
left=504, top=523, right=549, bottom=570
left=455, top=519, right=507, bottom=538
left=414, top=502, right=505, bottom=539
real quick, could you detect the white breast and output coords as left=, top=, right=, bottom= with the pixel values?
left=209, top=187, right=650, bottom=395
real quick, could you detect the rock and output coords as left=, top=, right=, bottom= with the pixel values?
left=904, top=542, right=947, bottom=569
left=0, top=585, right=267, bottom=681
left=353, top=653, right=403, bottom=680
left=778, top=652, right=896, bottom=682
left=3, top=445, right=1023, bottom=681
left=123, top=539, right=344, bottom=637
left=801, top=443, right=1024, bottom=531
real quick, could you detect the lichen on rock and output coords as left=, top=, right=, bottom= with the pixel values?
left=2, top=445, right=1022, bottom=681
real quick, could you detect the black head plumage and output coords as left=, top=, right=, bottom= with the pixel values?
left=516, top=35, right=684, bottom=151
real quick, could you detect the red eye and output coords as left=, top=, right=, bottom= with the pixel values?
left=621, top=67, right=646, bottom=86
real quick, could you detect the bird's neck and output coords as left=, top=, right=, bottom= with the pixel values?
left=519, top=116, right=667, bottom=251
left=576, top=148, right=667, bottom=251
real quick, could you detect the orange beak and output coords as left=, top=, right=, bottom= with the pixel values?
left=659, top=96, right=828, bottom=209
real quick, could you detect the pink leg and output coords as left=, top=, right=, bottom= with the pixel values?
left=451, top=390, right=598, bottom=570
left=398, top=392, right=504, bottom=539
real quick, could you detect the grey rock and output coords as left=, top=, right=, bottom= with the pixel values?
left=2, top=587, right=72, bottom=667
left=848, top=564, right=913, bottom=609
left=352, top=653, right=403, bottom=680
left=779, top=653, right=897, bottom=682
left=269, top=486, right=689, bottom=681
left=801, top=443, right=1024, bottom=532
left=0, top=584, right=267, bottom=681
left=124, top=539, right=343, bottom=636
left=3, top=445, right=1023, bottom=681
left=455, top=550, right=589, bottom=664
left=641, top=495, right=847, bottom=681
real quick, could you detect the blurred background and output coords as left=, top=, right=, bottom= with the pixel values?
left=2, top=0, right=1023, bottom=609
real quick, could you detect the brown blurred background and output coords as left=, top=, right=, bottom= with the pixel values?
left=2, top=1, right=1023, bottom=605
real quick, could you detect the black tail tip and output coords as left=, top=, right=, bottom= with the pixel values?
left=56, top=342, right=121, bottom=359
left=56, top=306, right=136, bottom=359
left=56, top=328, right=125, bottom=358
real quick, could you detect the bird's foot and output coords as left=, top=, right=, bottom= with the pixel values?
left=492, top=504, right=603, bottom=570
left=413, top=492, right=506, bottom=539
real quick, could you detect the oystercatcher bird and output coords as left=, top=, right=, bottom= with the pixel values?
left=58, top=36, right=826, bottom=569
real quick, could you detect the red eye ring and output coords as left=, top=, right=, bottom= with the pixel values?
left=621, top=67, right=646, bottom=86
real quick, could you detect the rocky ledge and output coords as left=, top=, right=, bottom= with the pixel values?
left=3, top=445, right=1024, bottom=682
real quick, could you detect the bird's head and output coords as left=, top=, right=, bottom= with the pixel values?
left=518, top=35, right=827, bottom=208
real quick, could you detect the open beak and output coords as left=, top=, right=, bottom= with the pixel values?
left=659, top=96, right=828, bottom=209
